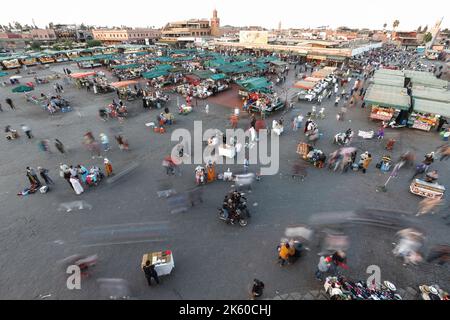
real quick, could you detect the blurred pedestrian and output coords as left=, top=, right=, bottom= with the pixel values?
left=26, top=166, right=41, bottom=187
left=416, top=198, right=443, bottom=216
left=38, top=167, right=54, bottom=185
left=55, top=139, right=65, bottom=154
left=21, top=124, right=33, bottom=139
left=142, top=261, right=159, bottom=286
left=5, top=98, right=15, bottom=110
left=104, top=158, right=113, bottom=177
left=99, top=133, right=110, bottom=151
left=250, top=279, right=265, bottom=300
left=426, top=245, right=450, bottom=266
left=315, top=255, right=332, bottom=281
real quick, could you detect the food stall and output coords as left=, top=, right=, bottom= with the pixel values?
left=110, top=80, right=140, bottom=100
left=74, top=54, right=115, bottom=69
left=236, top=77, right=272, bottom=98
left=409, top=98, right=450, bottom=131
left=70, top=71, right=97, bottom=88
left=141, top=250, right=174, bottom=276
left=18, top=55, right=38, bottom=66
left=36, top=52, right=57, bottom=64
left=0, top=56, right=21, bottom=69
left=364, top=84, right=411, bottom=122
left=112, top=63, right=143, bottom=80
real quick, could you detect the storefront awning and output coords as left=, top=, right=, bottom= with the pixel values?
left=307, top=55, right=327, bottom=60
left=326, top=56, right=347, bottom=62
left=293, top=80, right=316, bottom=90
left=413, top=98, right=450, bottom=118
left=70, top=72, right=96, bottom=79
left=110, top=80, right=139, bottom=88
left=142, top=70, right=169, bottom=79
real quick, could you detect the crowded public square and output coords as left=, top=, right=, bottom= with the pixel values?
left=0, top=1, right=449, bottom=303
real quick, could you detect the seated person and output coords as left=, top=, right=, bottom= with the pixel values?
left=278, top=242, right=295, bottom=265
left=425, top=170, right=439, bottom=183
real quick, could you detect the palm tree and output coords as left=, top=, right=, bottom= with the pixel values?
left=392, top=20, right=400, bottom=31
left=383, top=23, right=387, bottom=30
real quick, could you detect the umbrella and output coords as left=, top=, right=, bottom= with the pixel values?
left=9, top=75, right=22, bottom=80
left=12, top=85, right=33, bottom=93
left=0, top=71, right=8, bottom=77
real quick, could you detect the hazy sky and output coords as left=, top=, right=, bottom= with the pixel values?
left=0, top=0, right=448, bottom=30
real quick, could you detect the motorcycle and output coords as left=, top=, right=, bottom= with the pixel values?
left=218, top=194, right=250, bottom=227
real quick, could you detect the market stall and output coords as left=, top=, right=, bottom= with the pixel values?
left=364, top=84, right=411, bottom=122
left=74, top=54, right=115, bottom=69
left=112, top=63, right=143, bottom=81
left=0, top=56, right=21, bottom=69
left=243, top=91, right=283, bottom=115
left=141, top=250, right=174, bottom=276
left=409, top=98, right=450, bottom=131
left=236, top=77, right=272, bottom=98
left=18, top=56, right=38, bottom=66
left=110, top=80, right=140, bottom=100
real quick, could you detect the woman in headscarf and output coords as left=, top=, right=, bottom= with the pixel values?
left=206, top=161, right=216, bottom=183
left=70, top=176, right=84, bottom=195
left=77, top=164, right=89, bottom=184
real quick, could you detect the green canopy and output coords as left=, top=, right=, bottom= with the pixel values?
left=154, top=56, right=174, bottom=63
left=142, top=70, right=168, bottom=79
left=0, top=71, right=8, bottom=77
left=412, top=87, right=450, bottom=103
left=413, top=98, right=450, bottom=118
left=237, top=77, right=272, bottom=93
left=12, top=85, right=34, bottom=93
left=112, top=63, right=141, bottom=70
left=153, top=64, right=174, bottom=72
left=209, top=73, right=227, bottom=81
left=364, top=85, right=410, bottom=111
left=74, top=54, right=115, bottom=62
left=192, top=70, right=214, bottom=79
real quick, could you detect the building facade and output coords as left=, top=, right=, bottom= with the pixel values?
left=31, top=28, right=57, bottom=41
left=92, top=28, right=160, bottom=44
left=161, top=19, right=211, bottom=42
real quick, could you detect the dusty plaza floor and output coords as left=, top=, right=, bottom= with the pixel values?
left=0, top=61, right=449, bottom=300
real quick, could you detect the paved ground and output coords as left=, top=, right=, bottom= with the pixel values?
left=0, top=60, right=449, bottom=300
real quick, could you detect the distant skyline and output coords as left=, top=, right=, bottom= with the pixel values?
left=0, top=0, right=448, bottom=31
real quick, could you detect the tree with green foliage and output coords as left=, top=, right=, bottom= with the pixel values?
left=87, top=40, right=102, bottom=47
left=417, top=26, right=422, bottom=33
left=423, top=25, right=428, bottom=33
left=392, top=20, right=400, bottom=31
left=30, top=41, right=42, bottom=51
left=423, top=32, right=433, bottom=44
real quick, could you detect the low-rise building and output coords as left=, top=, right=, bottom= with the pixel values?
left=31, top=28, right=57, bottom=41
left=92, top=28, right=160, bottom=44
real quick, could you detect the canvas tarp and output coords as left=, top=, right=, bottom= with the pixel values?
left=237, top=77, right=272, bottom=92
left=209, top=73, right=227, bottom=81
left=376, top=69, right=405, bottom=77
left=413, top=98, right=450, bottom=118
left=142, top=70, right=169, bottom=79
left=293, top=80, right=316, bottom=90
left=412, top=87, right=450, bottom=103
left=364, top=84, right=410, bottom=110
left=372, top=75, right=405, bottom=87
left=112, top=63, right=141, bottom=70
